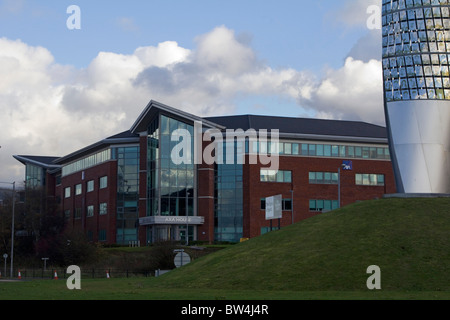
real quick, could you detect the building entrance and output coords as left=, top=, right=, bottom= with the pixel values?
left=148, top=225, right=195, bottom=244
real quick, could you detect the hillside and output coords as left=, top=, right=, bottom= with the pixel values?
left=153, top=197, right=450, bottom=292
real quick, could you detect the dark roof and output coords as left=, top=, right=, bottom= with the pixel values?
left=204, top=115, right=387, bottom=142
left=13, top=155, right=61, bottom=168
left=106, top=130, right=139, bottom=140
left=131, top=100, right=225, bottom=133
left=53, top=130, right=140, bottom=165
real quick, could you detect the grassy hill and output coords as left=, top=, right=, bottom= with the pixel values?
left=152, top=197, right=450, bottom=292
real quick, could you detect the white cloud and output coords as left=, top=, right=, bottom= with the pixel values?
left=0, top=24, right=386, bottom=184
left=298, top=57, right=384, bottom=125
left=0, top=27, right=309, bottom=184
left=296, top=0, right=385, bottom=126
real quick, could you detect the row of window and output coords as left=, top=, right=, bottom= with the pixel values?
left=260, top=198, right=339, bottom=212
left=87, top=229, right=107, bottom=242
left=384, top=55, right=450, bottom=72
left=383, top=41, right=450, bottom=60
left=252, top=142, right=390, bottom=160
left=260, top=198, right=292, bottom=211
left=64, top=176, right=108, bottom=198
left=385, top=87, right=450, bottom=100
left=383, top=0, right=450, bottom=14
left=64, top=202, right=108, bottom=219
left=355, top=174, right=386, bottom=186
left=385, top=68, right=450, bottom=84
left=384, top=15, right=450, bottom=33
left=309, top=200, right=340, bottom=212
left=261, top=170, right=386, bottom=186
left=62, top=149, right=111, bottom=177
left=260, top=170, right=292, bottom=183
left=383, top=29, right=450, bottom=48
left=309, top=172, right=339, bottom=184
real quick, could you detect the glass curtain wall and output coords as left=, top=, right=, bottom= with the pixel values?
left=214, top=141, right=244, bottom=242
left=147, top=113, right=195, bottom=242
left=25, top=164, right=45, bottom=188
left=382, top=0, right=450, bottom=101
left=113, top=146, right=140, bottom=245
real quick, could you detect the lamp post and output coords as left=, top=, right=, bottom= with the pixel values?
left=0, top=181, right=15, bottom=278
left=3, top=253, right=7, bottom=278
left=338, top=164, right=345, bottom=209
left=185, top=190, right=190, bottom=246
left=290, top=190, right=294, bottom=224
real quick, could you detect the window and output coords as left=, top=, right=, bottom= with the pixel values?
left=260, top=169, right=292, bottom=183
left=309, top=172, right=338, bottom=184
left=75, top=184, right=82, bottom=195
left=64, top=187, right=71, bottom=198
left=355, top=174, right=385, bottom=186
left=309, top=199, right=339, bottom=212
left=316, top=144, right=324, bottom=156
left=75, top=208, right=82, bottom=219
left=99, top=203, right=108, bottom=215
left=87, top=205, right=94, bottom=217
left=64, top=210, right=70, bottom=219
left=99, top=229, right=107, bottom=242
left=284, top=143, right=292, bottom=155
left=87, top=180, right=94, bottom=192
left=100, top=176, right=108, bottom=189
left=292, top=143, right=299, bottom=155
left=282, top=199, right=292, bottom=211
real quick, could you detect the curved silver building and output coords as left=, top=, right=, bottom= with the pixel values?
left=382, top=0, right=450, bottom=194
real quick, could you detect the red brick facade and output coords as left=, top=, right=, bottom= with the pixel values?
left=41, top=142, right=396, bottom=245
left=60, top=161, right=117, bottom=243
left=243, top=156, right=395, bottom=239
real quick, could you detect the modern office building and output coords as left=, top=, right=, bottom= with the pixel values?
left=14, top=100, right=396, bottom=245
left=382, top=0, right=450, bottom=193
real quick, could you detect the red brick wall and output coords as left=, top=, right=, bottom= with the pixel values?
left=197, top=164, right=215, bottom=243
left=61, top=160, right=117, bottom=244
left=56, top=145, right=396, bottom=244
left=244, top=156, right=396, bottom=239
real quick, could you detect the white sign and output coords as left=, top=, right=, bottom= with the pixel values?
left=265, top=194, right=282, bottom=220
left=174, top=252, right=191, bottom=268
left=139, top=216, right=205, bottom=226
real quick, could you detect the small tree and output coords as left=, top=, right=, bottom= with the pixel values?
left=49, top=231, right=99, bottom=266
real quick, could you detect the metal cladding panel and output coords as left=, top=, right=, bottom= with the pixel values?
left=382, top=1, right=450, bottom=194
left=387, top=100, right=450, bottom=193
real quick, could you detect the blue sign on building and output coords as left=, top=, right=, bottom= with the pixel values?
left=342, top=160, right=353, bottom=170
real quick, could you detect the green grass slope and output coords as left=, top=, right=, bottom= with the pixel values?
left=154, top=198, right=450, bottom=292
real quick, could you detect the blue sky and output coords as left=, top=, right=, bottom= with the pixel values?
left=0, top=0, right=383, bottom=183
left=1, top=0, right=366, bottom=70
